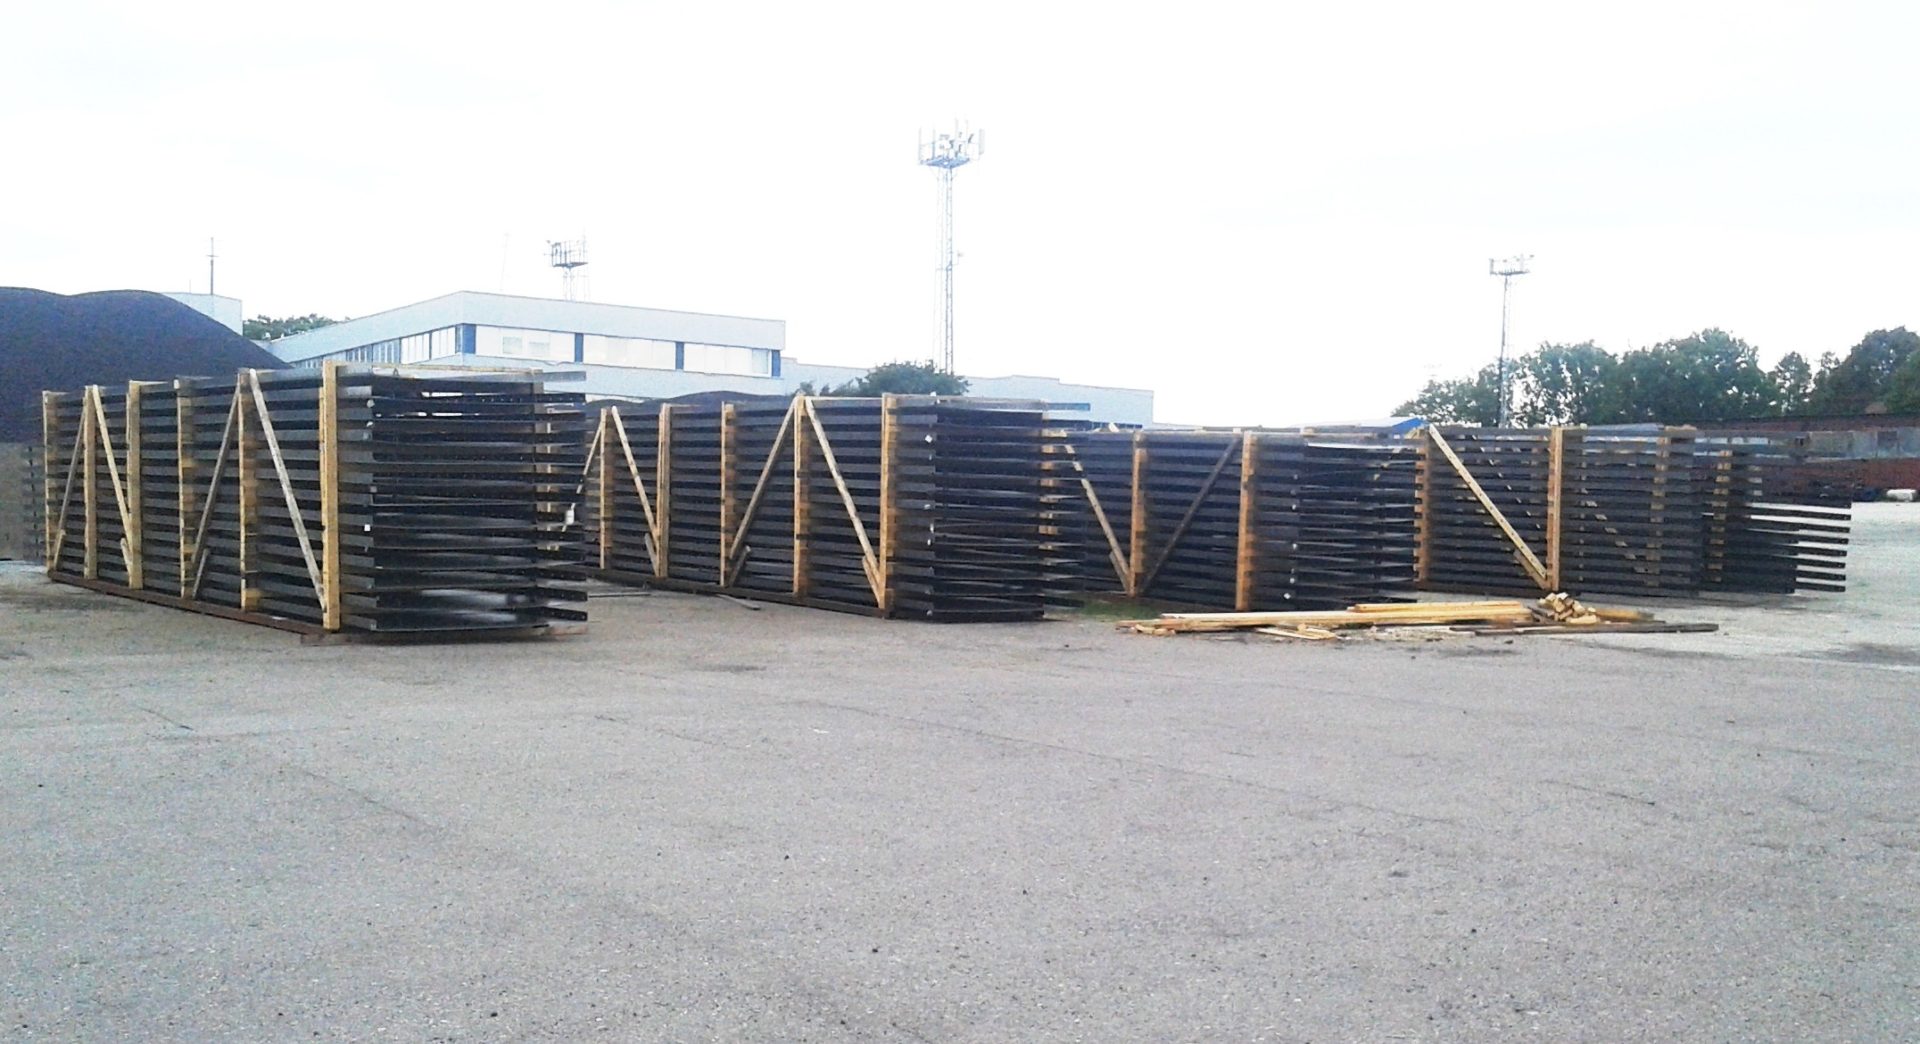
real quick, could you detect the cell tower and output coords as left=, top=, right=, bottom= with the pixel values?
left=919, top=123, right=983, bottom=374
left=549, top=238, right=590, bottom=301
left=1489, top=254, right=1531, bottom=426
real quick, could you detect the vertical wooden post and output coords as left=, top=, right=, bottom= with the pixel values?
left=319, top=362, right=343, bottom=631
left=175, top=379, right=195, bottom=592
left=719, top=402, right=738, bottom=582
left=792, top=397, right=813, bottom=598
left=124, top=382, right=144, bottom=590
left=1234, top=431, right=1259, bottom=611
left=1651, top=429, right=1673, bottom=525
left=654, top=404, right=673, bottom=579
left=41, top=391, right=56, bottom=571
left=1414, top=429, right=1433, bottom=587
left=877, top=395, right=899, bottom=613
left=1545, top=426, right=1565, bottom=591
left=1126, top=431, right=1148, bottom=598
left=83, top=387, right=98, bottom=579
left=238, top=377, right=259, bottom=610
left=595, top=409, right=613, bottom=572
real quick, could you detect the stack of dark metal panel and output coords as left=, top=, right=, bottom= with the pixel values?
left=1418, top=426, right=1847, bottom=598
left=890, top=399, right=1051, bottom=621
left=586, top=395, right=1054, bottom=621
left=1282, top=440, right=1420, bottom=608
left=1417, top=428, right=1556, bottom=597
left=341, top=372, right=587, bottom=632
left=1699, top=443, right=1850, bottom=593
left=43, top=367, right=586, bottom=637
left=1557, top=430, right=1705, bottom=597
left=1047, top=429, right=1417, bottom=610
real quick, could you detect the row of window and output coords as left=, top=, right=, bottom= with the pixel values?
left=297, top=325, right=777, bottom=377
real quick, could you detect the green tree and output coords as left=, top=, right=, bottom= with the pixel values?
left=828, top=360, right=969, bottom=397
left=1611, top=329, right=1775, bottom=423
left=1769, top=351, right=1815, bottom=414
left=244, top=314, right=339, bottom=340
left=1807, top=327, right=1920, bottom=413
left=1514, top=342, right=1621, bottom=425
left=1885, top=350, right=1920, bottom=414
left=1394, top=363, right=1502, bottom=425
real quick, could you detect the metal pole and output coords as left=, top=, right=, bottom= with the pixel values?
left=940, top=166, right=956, bottom=374
left=1497, top=273, right=1512, bottom=427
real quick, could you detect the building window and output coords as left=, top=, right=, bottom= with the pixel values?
left=475, top=325, right=569, bottom=361
left=582, top=335, right=678, bottom=369
left=682, top=343, right=775, bottom=376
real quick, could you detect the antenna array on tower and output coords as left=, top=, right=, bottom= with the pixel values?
left=549, top=238, right=590, bottom=301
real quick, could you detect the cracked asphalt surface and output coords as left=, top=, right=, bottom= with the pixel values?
left=2, top=505, right=1916, bottom=1041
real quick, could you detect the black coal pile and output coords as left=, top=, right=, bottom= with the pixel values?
left=0, top=288, right=285, bottom=441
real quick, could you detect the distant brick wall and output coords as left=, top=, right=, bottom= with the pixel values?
left=0, top=441, right=39, bottom=561
left=1783, top=457, right=1920, bottom=499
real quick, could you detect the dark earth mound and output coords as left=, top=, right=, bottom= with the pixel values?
left=0, top=287, right=285, bottom=441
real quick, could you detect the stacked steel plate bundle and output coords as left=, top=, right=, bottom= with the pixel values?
left=1699, top=443, right=1850, bottom=593
left=1049, top=429, right=1418, bottom=611
left=1417, top=426, right=1846, bottom=598
left=43, top=366, right=586, bottom=636
left=585, top=395, right=1054, bottom=621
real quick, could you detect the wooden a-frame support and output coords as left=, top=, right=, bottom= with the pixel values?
left=590, top=394, right=895, bottom=611
left=1056, top=430, right=1251, bottom=602
left=47, top=368, right=345, bottom=629
left=1424, top=426, right=1556, bottom=592
left=581, top=405, right=664, bottom=573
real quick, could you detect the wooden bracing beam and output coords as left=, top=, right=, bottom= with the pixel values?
left=175, top=380, right=195, bottom=592
left=319, top=363, right=343, bottom=631
left=606, top=407, right=661, bottom=569
left=1127, top=432, right=1148, bottom=597
left=188, top=380, right=245, bottom=600
left=587, top=410, right=611, bottom=570
left=1426, top=427, right=1551, bottom=591
left=722, top=397, right=798, bottom=588
left=792, top=398, right=813, bottom=598
left=654, top=405, right=673, bottom=578
left=1235, top=431, right=1259, bottom=611
left=124, top=383, right=144, bottom=589
left=44, top=393, right=86, bottom=573
left=1056, top=442, right=1130, bottom=587
left=86, top=386, right=139, bottom=583
left=1137, top=435, right=1243, bottom=595
left=803, top=398, right=885, bottom=606
left=246, top=370, right=326, bottom=606
left=877, top=395, right=898, bottom=613
left=1545, top=426, right=1565, bottom=591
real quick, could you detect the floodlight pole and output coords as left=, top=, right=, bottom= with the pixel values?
left=919, top=123, right=981, bottom=375
left=1490, top=255, right=1531, bottom=426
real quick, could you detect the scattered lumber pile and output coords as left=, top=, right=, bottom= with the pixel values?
left=585, top=395, right=1054, bottom=621
left=1120, top=594, right=1716, bottom=640
left=43, top=365, right=586, bottom=637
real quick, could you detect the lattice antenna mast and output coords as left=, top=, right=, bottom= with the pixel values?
left=919, top=123, right=982, bottom=374
left=549, top=238, right=590, bottom=301
left=1489, top=254, right=1531, bottom=426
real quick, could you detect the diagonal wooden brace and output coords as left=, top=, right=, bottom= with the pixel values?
left=1427, top=427, right=1551, bottom=590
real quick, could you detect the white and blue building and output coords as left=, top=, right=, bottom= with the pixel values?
left=265, top=291, right=1153, bottom=425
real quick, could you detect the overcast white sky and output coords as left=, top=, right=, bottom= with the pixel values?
left=4, top=2, right=1916, bottom=424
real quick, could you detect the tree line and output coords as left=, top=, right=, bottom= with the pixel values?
left=244, top=314, right=339, bottom=341
left=1396, top=327, right=1920, bottom=425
